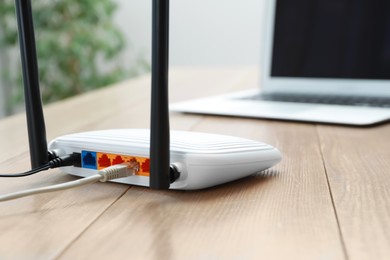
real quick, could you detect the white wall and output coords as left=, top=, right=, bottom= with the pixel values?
left=114, top=0, right=265, bottom=66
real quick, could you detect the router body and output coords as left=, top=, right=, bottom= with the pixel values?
left=48, top=129, right=282, bottom=190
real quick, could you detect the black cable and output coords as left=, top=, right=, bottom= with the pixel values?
left=0, top=153, right=81, bottom=178
left=0, top=164, right=50, bottom=178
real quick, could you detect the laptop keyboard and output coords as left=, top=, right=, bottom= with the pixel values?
left=243, top=93, right=390, bottom=108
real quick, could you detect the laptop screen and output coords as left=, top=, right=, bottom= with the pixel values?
left=271, top=0, right=390, bottom=80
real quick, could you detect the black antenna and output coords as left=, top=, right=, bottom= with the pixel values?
left=15, top=0, right=48, bottom=169
left=150, top=0, right=171, bottom=189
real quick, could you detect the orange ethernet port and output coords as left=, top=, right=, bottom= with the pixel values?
left=112, top=155, right=124, bottom=165
left=97, top=153, right=111, bottom=168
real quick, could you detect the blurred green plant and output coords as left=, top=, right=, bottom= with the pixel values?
left=0, top=0, right=149, bottom=115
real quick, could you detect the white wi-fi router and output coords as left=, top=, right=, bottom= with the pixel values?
left=17, top=0, right=281, bottom=191
left=48, top=129, right=281, bottom=190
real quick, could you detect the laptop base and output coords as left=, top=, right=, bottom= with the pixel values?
left=170, top=89, right=390, bottom=126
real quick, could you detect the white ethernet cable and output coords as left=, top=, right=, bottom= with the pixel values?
left=0, top=162, right=139, bottom=202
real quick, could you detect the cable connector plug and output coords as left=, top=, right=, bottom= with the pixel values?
left=48, top=152, right=81, bottom=169
left=0, top=162, right=140, bottom=202
left=98, top=162, right=140, bottom=182
left=0, top=152, right=81, bottom=178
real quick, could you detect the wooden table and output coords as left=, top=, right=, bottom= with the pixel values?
left=0, top=68, right=389, bottom=259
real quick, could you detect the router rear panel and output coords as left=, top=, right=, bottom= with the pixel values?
left=49, top=129, right=281, bottom=190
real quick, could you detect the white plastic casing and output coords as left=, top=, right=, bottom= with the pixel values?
left=48, top=129, right=282, bottom=190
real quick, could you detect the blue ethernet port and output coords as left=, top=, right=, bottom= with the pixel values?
left=82, top=151, right=97, bottom=170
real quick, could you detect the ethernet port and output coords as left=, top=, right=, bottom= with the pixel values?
left=98, top=154, right=111, bottom=168
left=82, top=151, right=97, bottom=169
left=112, top=155, right=124, bottom=165
left=142, top=159, right=150, bottom=173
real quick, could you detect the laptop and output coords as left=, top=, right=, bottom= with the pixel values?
left=170, top=0, right=390, bottom=126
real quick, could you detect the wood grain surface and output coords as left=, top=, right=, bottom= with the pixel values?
left=0, top=68, right=389, bottom=259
